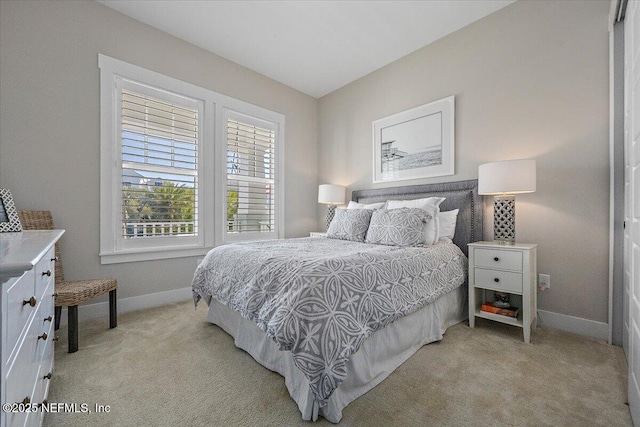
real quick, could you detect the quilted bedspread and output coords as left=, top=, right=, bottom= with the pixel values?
left=191, top=237, right=467, bottom=407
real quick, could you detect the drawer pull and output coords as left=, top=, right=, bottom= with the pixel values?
left=493, top=257, right=500, bottom=262
left=21, top=397, right=30, bottom=405
left=43, top=372, right=52, bottom=380
left=42, top=270, right=52, bottom=277
left=51, top=256, right=58, bottom=262
left=38, top=332, right=48, bottom=341
left=494, top=278, right=500, bottom=282
left=22, top=296, right=36, bottom=307
left=44, top=315, right=53, bottom=322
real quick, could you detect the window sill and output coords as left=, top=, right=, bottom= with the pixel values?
left=99, top=245, right=212, bottom=265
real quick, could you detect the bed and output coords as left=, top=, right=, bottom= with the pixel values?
left=192, top=180, right=483, bottom=423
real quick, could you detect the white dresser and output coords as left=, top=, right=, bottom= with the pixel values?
left=1, top=230, right=64, bottom=427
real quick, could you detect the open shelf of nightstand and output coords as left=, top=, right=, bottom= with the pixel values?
left=472, top=287, right=523, bottom=327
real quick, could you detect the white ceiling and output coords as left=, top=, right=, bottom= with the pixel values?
left=98, top=0, right=515, bottom=98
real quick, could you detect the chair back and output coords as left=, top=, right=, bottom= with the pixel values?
left=17, top=210, right=65, bottom=283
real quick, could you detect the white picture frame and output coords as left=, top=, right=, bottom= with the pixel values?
left=0, top=188, right=23, bottom=232
left=373, top=96, right=455, bottom=183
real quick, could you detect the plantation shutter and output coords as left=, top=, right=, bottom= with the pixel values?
left=119, top=80, right=199, bottom=239
left=226, top=117, right=276, bottom=234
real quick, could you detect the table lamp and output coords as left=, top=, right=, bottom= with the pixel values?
left=478, top=159, right=536, bottom=244
left=318, top=184, right=346, bottom=230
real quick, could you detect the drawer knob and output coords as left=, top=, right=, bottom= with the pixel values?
left=51, top=256, right=58, bottom=262
left=42, top=270, right=52, bottom=277
left=53, top=336, right=60, bottom=342
left=21, top=396, right=30, bottom=405
left=38, top=332, right=48, bottom=341
left=22, top=296, right=36, bottom=307
left=43, top=372, right=52, bottom=380
left=493, top=257, right=500, bottom=262
left=44, top=315, right=53, bottom=322
left=494, top=278, right=500, bottom=282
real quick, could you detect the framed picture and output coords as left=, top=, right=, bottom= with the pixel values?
left=373, top=95, right=455, bottom=183
left=0, top=188, right=22, bottom=232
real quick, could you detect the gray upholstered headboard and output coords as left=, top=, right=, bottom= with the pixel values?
left=351, top=180, right=484, bottom=256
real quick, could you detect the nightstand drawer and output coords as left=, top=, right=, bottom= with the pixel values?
left=474, top=248, right=523, bottom=271
left=474, top=268, right=523, bottom=294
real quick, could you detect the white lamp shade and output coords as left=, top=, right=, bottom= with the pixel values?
left=478, top=159, right=536, bottom=195
left=318, top=184, right=346, bottom=205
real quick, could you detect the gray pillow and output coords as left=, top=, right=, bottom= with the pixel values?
left=326, top=209, right=373, bottom=242
left=365, top=208, right=430, bottom=247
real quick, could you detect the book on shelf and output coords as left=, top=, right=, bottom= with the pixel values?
left=480, top=302, right=519, bottom=318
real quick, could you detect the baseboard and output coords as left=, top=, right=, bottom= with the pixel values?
left=57, top=286, right=192, bottom=327
left=537, top=309, right=609, bottom=341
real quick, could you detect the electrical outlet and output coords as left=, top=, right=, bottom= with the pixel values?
left=539, top=274, right=551, bottom=290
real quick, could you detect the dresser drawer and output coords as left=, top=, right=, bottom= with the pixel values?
left=4, top=269, right=37, bottom=365
left=35, top=247, right=55, bottom=301
left=474, top=248, right=523, bottom=271
left=33, top=294, right=54, bottom=365
left=32, top=353, right=54, bottom=418
left=4, top=315, right=40, bottom=427
left=474, top=268, right=523, bottom=294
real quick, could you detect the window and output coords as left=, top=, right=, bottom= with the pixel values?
left=225, top=113, right=278, bottom=239
left=99, top=55, right=284, bottom=264
left=120, top=83, right=200, bottom=243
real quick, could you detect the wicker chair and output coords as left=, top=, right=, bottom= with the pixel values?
left=18, top=210, right=117, bottom=353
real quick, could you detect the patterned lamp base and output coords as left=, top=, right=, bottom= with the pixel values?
left=326, top=205, right=337, bottom=230
left=493, top=195, right=515, bottom=244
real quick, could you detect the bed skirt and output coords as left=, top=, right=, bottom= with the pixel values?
left=206, top=285, right=467, bottom=423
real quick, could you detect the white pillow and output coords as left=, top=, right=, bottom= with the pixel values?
left=385, top=197, right=445, bottom=245
left=437, top=209, right=459, bottom=242
left=347, top=201, right=386, bottom=210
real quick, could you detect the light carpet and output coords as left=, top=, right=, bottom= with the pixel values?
left=43, top=301, right=632, bottom=426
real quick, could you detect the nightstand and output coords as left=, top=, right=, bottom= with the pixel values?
left=468, top=241, right=537, bottom=343
left=309, top=232, right=327, bottom=238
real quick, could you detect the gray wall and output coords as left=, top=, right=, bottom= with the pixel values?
left=318, top=0, right=611, bottom=322
left=0, top=1, right=319, bottom=300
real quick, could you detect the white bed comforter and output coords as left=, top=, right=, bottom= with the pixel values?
left=192, top=238, right=467, bottom=407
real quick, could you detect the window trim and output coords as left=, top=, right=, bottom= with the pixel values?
left=99, top=54, right=284, bottom=264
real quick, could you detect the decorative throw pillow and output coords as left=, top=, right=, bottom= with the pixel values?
left=326, top=209, right=373, bottom=242
left=437, top=209, right=459, bottom=242
left=365, top=208, right=429, bottom=247
left=385, top=197, right=445, bottom=245
left=347, top=201, right=386, bottom=210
